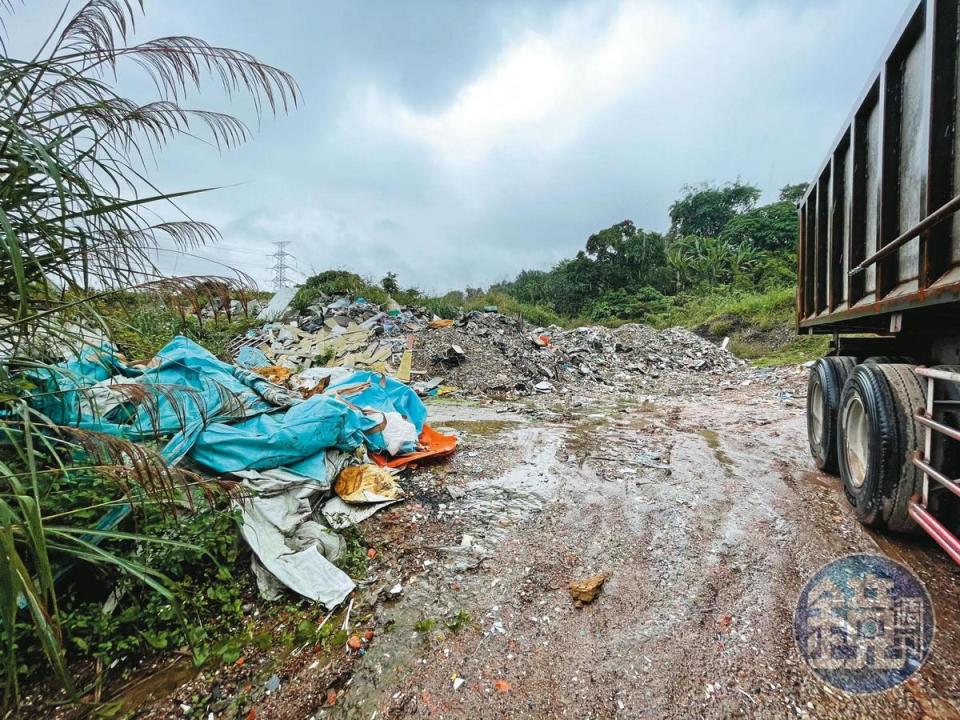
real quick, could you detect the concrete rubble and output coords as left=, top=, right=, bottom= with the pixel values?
left=225, top=292, right=748, bottom=401
left=416, top=313, right=746, bottom=397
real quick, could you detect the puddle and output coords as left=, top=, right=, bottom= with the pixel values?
left=425, top=403, right=527, bottom=424
left=437, top=419, right=521, bottom=436
left=461, top=426, right=567, bottom=544
left=696, top=428, right=733, bottom=469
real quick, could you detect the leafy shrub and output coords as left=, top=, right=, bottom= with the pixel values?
left=13, top=501, right=247, bottom=685
left=100, top=296, right=263, bottom=360
left=586, top=287, right=672, bottom=322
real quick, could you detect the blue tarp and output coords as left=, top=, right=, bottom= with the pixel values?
left=188, top=394, right=375, bottom=473
left=27, top=336, right=429, bottom=479
left=236, top=346, right=271, bottom=369
left=25, top=344, right=142, bottom=425
left=326, top=370, right=426, bottom=454
left=327, top=370, right=428, bottom=433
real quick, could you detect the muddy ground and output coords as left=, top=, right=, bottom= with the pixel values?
left=72, top=366, right=960, bottom=719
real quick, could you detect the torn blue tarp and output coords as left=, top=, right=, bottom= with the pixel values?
left=187, top=394, right=376, bottom=474
left=31, top=337, right=295, bottom=447
left=327, top=371, right=426, bottom=431
left=183, top=374, right=427, bottom=477
left=130, top=336, right=285, bottom=432
left=27, top=339, right=429, bottom=473
left=25, top=344, right=142, bottom=425
left=325, top=371, right=426, bottom=455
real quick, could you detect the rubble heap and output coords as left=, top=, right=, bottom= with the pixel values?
left=413, top=311, right=745, bottom=397
left=223, top=292, right=746, bottom=399
left=227, top=295, right=428, bottom=374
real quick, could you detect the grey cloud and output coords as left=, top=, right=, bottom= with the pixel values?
left=12, top=0, right=914, bottom=292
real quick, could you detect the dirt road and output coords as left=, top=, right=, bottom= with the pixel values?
left=129, top=373, right=960, bottom=719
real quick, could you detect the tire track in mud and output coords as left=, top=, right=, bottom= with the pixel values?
left=303, top=394, right=960, bottom=719
left=680, top=396, right=960, bottom=719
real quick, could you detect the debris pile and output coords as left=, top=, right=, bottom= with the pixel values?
left=223, top=291, right=745, bottom=400
left=228, top=295, right=428, bottom=376
left=27, top=337, right=457, bottom=609
left=413, top=312, right=746, bottom=397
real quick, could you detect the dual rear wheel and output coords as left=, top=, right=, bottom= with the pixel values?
left=806, top=359, right=924, bottom=532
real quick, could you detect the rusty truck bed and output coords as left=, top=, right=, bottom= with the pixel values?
left=798, top=0, right=960, bottom=334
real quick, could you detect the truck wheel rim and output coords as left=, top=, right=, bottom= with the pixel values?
left=810, top=378, right=824, bottom=443
left=844, top=396, right=869, bottom=488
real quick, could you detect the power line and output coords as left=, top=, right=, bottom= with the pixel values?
left=155, top=242, right=276, bottom=257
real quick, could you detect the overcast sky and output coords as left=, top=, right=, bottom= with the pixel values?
left=13, top=0, right=914, bottom=293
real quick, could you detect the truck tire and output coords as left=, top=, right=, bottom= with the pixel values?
left=863, top=356, right=919, bottom=365
left=837, top=363, right=925, bottom=531
left=807, top=356, right=857, bottom=473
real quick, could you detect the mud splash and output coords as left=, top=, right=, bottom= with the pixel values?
left=98, top=659, right=198, bottom=717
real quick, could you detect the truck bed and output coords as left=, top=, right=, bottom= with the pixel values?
left=798, top=0, right=960, bottom=335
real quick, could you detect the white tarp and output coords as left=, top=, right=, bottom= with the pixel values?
left=234, top=451, right=355, bottom=607
left=321, top=496, right=401, bottom=530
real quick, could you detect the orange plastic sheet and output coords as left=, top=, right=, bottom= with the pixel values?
left=372, top=424, right=457, bottom=469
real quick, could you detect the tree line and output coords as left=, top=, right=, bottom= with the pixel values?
left=489, top=180, right=806, bottom=321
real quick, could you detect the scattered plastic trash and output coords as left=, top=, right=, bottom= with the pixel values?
left=372, top=425, right=458, bottom=469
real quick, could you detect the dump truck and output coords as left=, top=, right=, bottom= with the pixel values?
left=799, top=0, right=960, bottom=562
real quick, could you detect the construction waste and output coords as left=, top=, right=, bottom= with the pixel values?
left=228, top=295, right=428, bottom=381
left=27, top=290, right=746, bottom=608
left=27, top=336, right=456, bottom=609
left=224, top=291, right=747, bottom=401
left=416, top=313, right=746, bottom=396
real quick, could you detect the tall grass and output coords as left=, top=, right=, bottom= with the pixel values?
left=0, top=0, right=297, bottom=703
left=649, top=286, right=828, bottom=365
